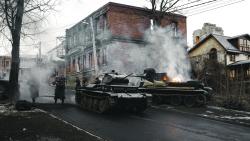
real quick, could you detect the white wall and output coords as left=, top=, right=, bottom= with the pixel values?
left=226, top=53, right=249, bottom=65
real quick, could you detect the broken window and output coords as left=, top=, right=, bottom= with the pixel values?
left=67, top=61, right=70, bottom=72
left=171, top=22, right=178, bottom=37
left=209, top=48, right=217, bottom=61
left=97, top=14, right=107, bottom=34
left=229, top=69, right=235, bottom=79
left=89, top=52, right=93, bottom=68
left=5, top=61, right=9, bottom=67
left=195, top=36, right=200, bottom=44
left=72, top=58, right=76, bottom=72
left=82, top=55, right=85, bottom=70
left=102, top=48, right=107, bottom=65
left=97, top=49, right=101, bottom=66
left=78, top=57, right=81, bottom=71
left=150, top=19, right=154, bottom=31
left=239, top=39, right=250, bottom=52
left=247, top=67, right=250, bottom=77
left=239, top=39, right=244, bottom=46
left=229, top=54, right=236, bottom=62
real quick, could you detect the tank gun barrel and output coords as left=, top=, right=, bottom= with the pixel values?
left=122, top=73, right=134, bottom=79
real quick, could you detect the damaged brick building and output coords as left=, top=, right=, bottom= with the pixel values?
left=65, top=2, right=187, bottom=86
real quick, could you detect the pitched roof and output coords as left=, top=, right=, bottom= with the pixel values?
left=229, top=34, right=250, bottom=40
left=212, top=34, right=238, bottom=51
left=189, top=34, right=239, bottom=53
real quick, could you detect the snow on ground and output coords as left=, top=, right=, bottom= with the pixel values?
left=208, top=106, right=250, bottom=115
left=0, top=105, right=7, bottom=113
left=220, top=116, right=250, bottom=120
left=0, top=104, right=41, bottom=116
left=206, top=111, right=214, bottom=114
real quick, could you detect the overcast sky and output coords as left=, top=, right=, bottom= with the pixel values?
left=1, top=0, right=250, bottom=56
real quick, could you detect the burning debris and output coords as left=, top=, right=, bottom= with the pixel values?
left=137, top=68, right=213, bottom=107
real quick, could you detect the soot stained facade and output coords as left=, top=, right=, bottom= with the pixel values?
left=65, top=2, right=187, bottom=85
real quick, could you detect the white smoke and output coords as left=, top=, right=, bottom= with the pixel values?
left=19, top=62, right=57, bottom=102
left=102, top=26, right=191, bottom=81
left=102, top=42, right=147, bottom=74
left=145, top=27, right=191, bottom=81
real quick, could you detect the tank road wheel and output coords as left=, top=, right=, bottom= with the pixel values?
left=153, top=96, right=162, bottom=105
left=98, top=98, right=110, bottom=113
left=75, top=94, right=80, bottom=104
left=92, top=99, right=99, bottom=112
left=170, top=96, right=182, bottom=106
left=196, top=95, right=207, bottom=107
left=86, top=97, right=93, bottom=110
left=80, top=96, right=85, bottom=109
left=135, top=105, right=147, bottom=113
left=183, top=96, right=196, bottom=107
left=83, top=96, right=88, bottom=109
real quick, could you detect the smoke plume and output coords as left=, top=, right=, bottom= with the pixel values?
left=19, top=62, right=57, bottom=103
left=102, top=26, right=191, bottom=81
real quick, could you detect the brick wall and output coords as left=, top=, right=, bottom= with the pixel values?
left=107, top=5, right=150, bottom=40
left=107, top=3, right=187, bottom=41
left=161, top=15, right=187, bottom=38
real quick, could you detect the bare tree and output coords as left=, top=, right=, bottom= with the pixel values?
left=148, top=0, right=180, bottom=26
left=0, top=0, right=55, bottom=100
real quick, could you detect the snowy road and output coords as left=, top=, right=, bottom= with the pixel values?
left=38, top=104, right=250, bottom=141
left=18, top=85, right=250, bottom=141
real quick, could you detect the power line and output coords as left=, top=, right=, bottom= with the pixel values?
left=170, top=0, right=219, bottom=12
left=173, top=0, right=202, bottom=8
left=186, top=0, right=245, bottom=16
left=182, top=0, right=237, bottom=14
left=179, top=0, right=229, bottom=13
left=167, top=0, right=245, bottom=18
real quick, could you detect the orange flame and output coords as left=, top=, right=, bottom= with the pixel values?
left=162, top=75, right=168, bottom=81
left=171, top=76, right=183, bottom=82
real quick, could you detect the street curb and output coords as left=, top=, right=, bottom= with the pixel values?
left=151, top=106, right=250, bottom=128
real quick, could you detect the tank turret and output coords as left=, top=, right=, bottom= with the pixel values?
left=102, top=73, right=129, bottom=85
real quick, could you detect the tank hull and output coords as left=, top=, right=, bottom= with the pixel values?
left=139, top=85, right=212, bottom=107
left=76, top=85, right=151, bottom=113
left=141, top=68, right=213, bottom=107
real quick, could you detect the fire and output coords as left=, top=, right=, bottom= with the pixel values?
left=162, top=75, right=169, bottom=81
left=171, top=75, right=184, bottom=82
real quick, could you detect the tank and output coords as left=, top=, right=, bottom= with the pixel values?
left=138, top=68, right=213, bottom=107
left=75, top=72, right=152, bottom=113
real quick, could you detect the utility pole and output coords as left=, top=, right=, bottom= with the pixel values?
left=90, top=17, right=98, bottom=75
left=39, top=41, right=41, bottom=61
left=37, top=41, right=42, bottom=65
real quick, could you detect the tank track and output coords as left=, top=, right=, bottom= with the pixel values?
left=140, top=88, right=207, bottom=107
left=75, top=88, right=151, bottom=113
